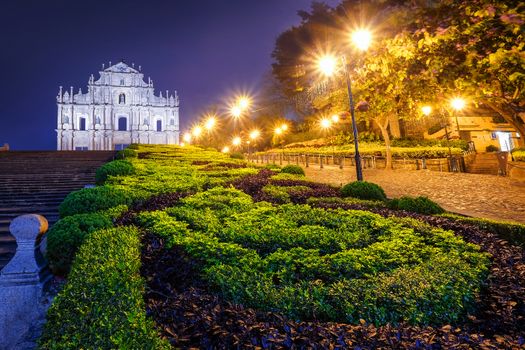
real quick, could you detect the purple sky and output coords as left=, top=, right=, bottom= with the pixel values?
left=0, top=0, right=339, bottom=150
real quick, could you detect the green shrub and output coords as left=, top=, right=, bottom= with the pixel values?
left=46, top=212, right=113, bottom=276
left=340, top=181, right=387, bottom=201
left=388, top=196, right=445, bottom=215
left=39, top=226, right=169, bottom=349
left=59, top=186, right=134, bottom=217
left=486, top=144, right=499, bottom=152
left=95, top=160, right=135, bottom=185
left=230, top=152, right=244, bottom=160
left=441, top=213, right=525, bottom=247
left=281, top=164, right=305, bottom=176
left=115, top=148, right=138, bottom=159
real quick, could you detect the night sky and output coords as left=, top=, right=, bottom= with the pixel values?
left=0, top=0, right=340, bottom=150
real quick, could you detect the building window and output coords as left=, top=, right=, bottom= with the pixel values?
left=114, top=144, right=130, bottom=151
left=118, top=117, right=127, bottom=131
left=119, top=93, right=126, bottom=104
left=120, top=79, right=125, bottom=86
left=95, top=116, right=101, bottom=125
left=79, top=117, right=87, bottom=131
left=170, top=118, right=175, bottom=126
left=143, top=118, right=149, bottom=126
left=156, top=120, right=162, bottom=132
left=75, top=146, right=88, bottom=151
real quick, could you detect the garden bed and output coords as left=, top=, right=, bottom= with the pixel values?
left=41, top=145, right=525, bottom=348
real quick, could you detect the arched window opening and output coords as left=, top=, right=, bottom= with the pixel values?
left=118, top=117, right=127, bottom=131
left=119, top=93, right=126, bottom=104
left=170, top=118, right=175, bottom=126
left=156, top=120, right=162, bottom=132
left=120, top=79, right=125, bottom=86
left=79, top=117, right=87, bottom=131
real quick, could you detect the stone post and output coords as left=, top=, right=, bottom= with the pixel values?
left=339, top=156, right=344, bottom=169
left=320, top=155, right=324, bottom=169
left=0, top=214, right=49, bottom=349
left=305, top=155, right=309, bottom=168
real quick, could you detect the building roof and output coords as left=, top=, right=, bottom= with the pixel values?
left=103, top=61, right=138, bottom=74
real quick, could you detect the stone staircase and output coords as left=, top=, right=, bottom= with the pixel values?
left=0, top=151, right=115, bottom=271
left=465, top=152, right=500, bottom=175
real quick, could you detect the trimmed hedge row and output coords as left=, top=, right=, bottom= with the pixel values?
left=39, top=226, right=169, bottom=349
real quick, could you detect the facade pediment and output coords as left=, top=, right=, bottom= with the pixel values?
left=104, top=61, right=138, bottom=73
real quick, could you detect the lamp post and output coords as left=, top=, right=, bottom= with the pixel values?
left=450, top=97, right=466, bottom=139
left=317, top=30, right=371, bottom=181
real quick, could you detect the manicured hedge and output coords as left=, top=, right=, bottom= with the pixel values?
left=388, top=196, right=445, bottom=215
left=280, top=164, right=305, bottom=176
left=59, top=185, right=135, bottom=217
left=39, top=226, right=169, bottom=349
left=441, top=213, right=525, bottom=247
left=341, top=181, right=387, bottom=201
left=46, top=205, right=128, bottom=276
left=95, top=159, right=135, bottom=185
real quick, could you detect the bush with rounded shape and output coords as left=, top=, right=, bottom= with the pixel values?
left=116, top=148, right=138, bottom=159
left=281, top=164, right=305, bottom=176
left=59, top=186, right=134, bottom=217
left=46, top=212, right=113, bottom=276
left=95, top=160, right=135, bottom=185
left=340, top=181, right=386, bottom=201
left=388, top=196, right=444, bottom=214
left=230, top=152, right=244, bottom=160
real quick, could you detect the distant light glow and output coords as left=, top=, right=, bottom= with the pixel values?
left=318, top=55, right=337, bottom=77
left=281, top=123, right=288, bottom=131
left=238, top=96, right=250, bottom=110
left=192, top=126, right=202, bottom=138
left=232, top=136, right=241, bottom=146
left=320, top=118, right=332, bottom=129
left=231, top=106, right=242, bottom=118
left=204, top=116, right=216, bottom=130
left=421, top=106, right=432, bottom=116
left=249, top=129, right=261, bottom=140
left=183, top=132, right=192, bottom=143
left=222, top=146, right=230, bottom=153
left=352, top=29, right=372, bottom=51
left=450, top=97, right=466, bottom=111
left=331, top=114, right=340, bottom=123
left=275, top=127, right=282, bottom=135
left=180, top=142, right=185, bottom=147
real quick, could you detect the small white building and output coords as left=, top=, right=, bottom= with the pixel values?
left=56, top=60, right=180, bottom=150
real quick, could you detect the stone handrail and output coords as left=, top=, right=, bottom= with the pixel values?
left=0, top=214, right=49, bottom=349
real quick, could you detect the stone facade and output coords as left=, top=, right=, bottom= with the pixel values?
left=56, top=61, right=180, bottom=151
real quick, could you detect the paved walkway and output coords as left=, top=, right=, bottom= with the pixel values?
left=305, top=166, right=525, bottom=224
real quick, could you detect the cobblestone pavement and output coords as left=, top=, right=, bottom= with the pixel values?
left=304, top=166, right=525, bottom=224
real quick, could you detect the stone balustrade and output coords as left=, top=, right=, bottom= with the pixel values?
left=0, top=214, right=49, bottom=349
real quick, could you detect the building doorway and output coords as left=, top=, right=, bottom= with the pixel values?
left=496, top=131, right=513, bottom=151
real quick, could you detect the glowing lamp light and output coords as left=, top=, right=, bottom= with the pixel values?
left=275, top=127, right=282, bottom=135
left=192, top=126, right=202, bottom=138
left=450, top=97, right=466, bottom=111
left=352, top=29, right=372, bottom=51
left=232, top=136, right=242, bottom=146
left=318, top=55, right=337, bottom=77
left=331, top=114, right=340, bottom=123
left=320, top=118, right=332, bottom=129
left=182, top=132, right=192, bottom=143
left=180, top=142, right=185, bottom=147
left=249, top=129, right=261, bottom=140
left=231, top=106, right=242, bottom=118
left=238, top=96, right=250, bottom=110
left=421, top=106, right=432, bottom=116
left=281, top=123, right=288, bottom=131
left=204, top=116, right=216, bottom=130
left=222, top=146, right=230, bottom=153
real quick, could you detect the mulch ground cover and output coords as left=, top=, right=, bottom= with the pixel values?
left=129, top=172, right=525, bottom=348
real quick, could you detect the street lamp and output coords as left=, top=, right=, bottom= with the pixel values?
left=317, top=29, right=371, bottom=181
left=192, top=126, right=202, bottom=139
left=450, top=97, right=466, bottom=138
left=331, top=114, right=340, bottom=123
left=182, top=132, right=192, bottom=144
left=204, top=116, right=217, bottom=131
left=320, top=118, right=332, bottom=130
left=222, top=146, right=230, bottom=153
left=232, top=136, right=242, bottom=147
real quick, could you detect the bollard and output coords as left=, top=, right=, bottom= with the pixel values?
left=320, top=155, right=324, bottom=169
left=279, top=153, right=283, bottom=165
left=339, top=156, right=344, bottom=169
left=422, top=158, right=427, bottom=169
left=305, top=155, right=309, bottom=168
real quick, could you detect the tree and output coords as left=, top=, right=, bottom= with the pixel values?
left=415, top=0, right=525, bottom=136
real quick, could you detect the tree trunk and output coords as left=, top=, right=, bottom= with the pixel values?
left=483, top=100, right=525, bottom=138
left=375, top=117, right=393, bottom=170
